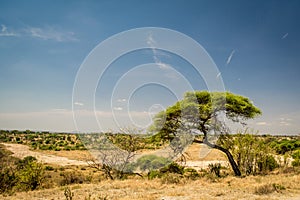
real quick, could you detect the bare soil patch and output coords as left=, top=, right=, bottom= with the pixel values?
left=1, top=143, right=87, bottom=166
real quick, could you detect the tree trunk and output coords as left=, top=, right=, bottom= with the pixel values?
left=203, top=139, right=241, bottom=176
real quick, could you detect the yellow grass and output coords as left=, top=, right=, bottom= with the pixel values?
left=1, top=172, right=300, bottom=200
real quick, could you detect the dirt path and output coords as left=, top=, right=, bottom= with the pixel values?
left=1, top=143, right=87, bottom=166
left=2, top=143, right=230, bottom=169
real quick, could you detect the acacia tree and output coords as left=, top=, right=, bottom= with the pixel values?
left=150, top=91, right=261, bottom=176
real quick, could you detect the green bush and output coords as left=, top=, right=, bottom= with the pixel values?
left=147, top=170, right=163, bottom=179
left=291, top=150, right=300, bottom=167
left=45, top=166, right=55, bottom=171
left=160, top=162, right=184, bottom=174
left=0, top=168, right=18, bottom=194
left=135, top=155, right=171, bottom=172
left=270, top=139, right=300, bottom=154
left=184, top=168, right=200, bottom=180
left=17, top=158, right=45, bottom=191
left=219, top=133, right=279, bottom=175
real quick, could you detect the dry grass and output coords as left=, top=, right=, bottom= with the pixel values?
left=38, top=150, right=92, bottom=161
left=1, top=141, right=300, bottom=199
left=1, top=172, right=299, bottom=200
left=184, top=143, right=227, bottom=161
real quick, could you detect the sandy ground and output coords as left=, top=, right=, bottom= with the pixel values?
left=1, top=143, right=300, bottom=199
left=1, top=143, right=229, bottom=169
left=1, top=143, right=87, bottom=166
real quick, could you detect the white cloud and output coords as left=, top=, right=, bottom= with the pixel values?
left=280, top=121, right=291, bottom=126
left=146, top=34, right=171, bottom=70
left=74, top=102, right=84, bottom=106
left=279, top=117, right=292, bottom=126
left=282, top=33, right=288, bottom=39
left=0, top=24, right=18, bottom=37
left=256, top=121, right=268, bottom=126
left=226, top=50, right=235, bottom=65
left=25, top=26, right=78, bottom=42
left=117, top=98, right=126, bottom=102
left=157, top=62, right=172, bottom=70
left=1, top=24, right=7, bottom=32
left=0, top=24, right=78, bottom=42
left=216, top=72, right=221, bottom=79
left=113, top=107, right=123, bottom=111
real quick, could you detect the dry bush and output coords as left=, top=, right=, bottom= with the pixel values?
left=254, top=183, right=285, bottom=195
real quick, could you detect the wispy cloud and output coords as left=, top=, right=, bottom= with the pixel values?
left=226, top=50, right=235, bottom=65
left=256, top=121, right=268, bottom=126
left=25, top=26, right=78, bottom=42
left=51, top=108, right=68, bottom=112
left=113, top=107, right=123, bottom=111
left=216, top=72, right=221, bottom=79
left=281, top=33, right=288, bottom=39
left=0, top=24, right=78, bottom=42
left=0, top=24, right=18, bottom=37
left=279, top=117, right=292, bottom=126
left=74, top=102, right=84, bottom=106
left=117, top=98, right=126, bottom=102
left=146, top=34, right=172, bottom=70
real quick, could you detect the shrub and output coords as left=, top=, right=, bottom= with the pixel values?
left=0, top=168, right=18, bottom=194
left=147, top=170, right=163, bottom=179
left=184, top=168, right=200, bottom=180
left=160, top=162, right=184, bottom=174
left=208, top=163, right=222, bottom=178
left=60, top=171, right=85, bottom=186
left=254, top=184, right=276, bottom=195
left=254, top=183, right=285, bottom=195
left=135, top=155, right=171, bottom=172
left=45, top=166, right=55, bottom=171
left=219, top=133, right=279, bottom=175
left=161, top=173, right=183, bottom=184
left=17, top=159, right=45, bottom=191
left=270, top=139, right=300, bottom=154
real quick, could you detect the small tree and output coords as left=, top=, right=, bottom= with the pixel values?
left=85, top=128, right=143, bottom=180
left=219, top=132, right=279, bottom=175
left=17, top=156, right=45, bottom=191
left=150, top=91, right=261, bottom=176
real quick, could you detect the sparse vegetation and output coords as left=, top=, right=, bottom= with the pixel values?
left=0, top=130, right=87, bottom=151
left=1, top=128, right=300, bottom=199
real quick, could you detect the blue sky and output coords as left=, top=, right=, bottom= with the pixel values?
left=0, top=0, right=300, bottom=134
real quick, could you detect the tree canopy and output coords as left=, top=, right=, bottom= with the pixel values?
left=150, top=91, right=261, bottom=176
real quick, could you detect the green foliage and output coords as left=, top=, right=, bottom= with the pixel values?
left=150, top=91, right=261, bottom=142
left=107, top=133, right=145, bottom=152
left=0, top=168, right=18, bottom=194
left=147, top=170, right=163, bottom=179
left=147, top=162, right=185, bottom=180
left=0, top=146, right=45, bottom=194
left=45, top=165, right=55, bottom=171
left=270, top=139, right=300, bottom=154
left=160, top=162, right=184, bottom=174
left=0, top=130, right=86, bottom=151
left=292, top=150, right=300, bottom=167
left=135, top=155, right=171, bottom=172
left=16, top=158, right=45, bottom=191
left=218, top=133, right=279, bottom=175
